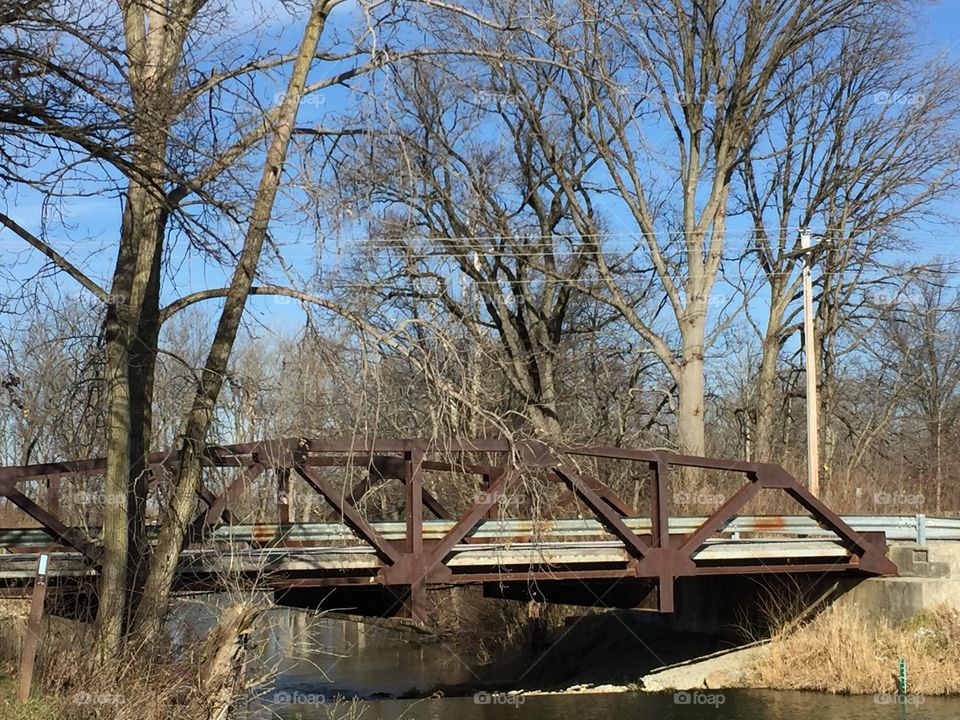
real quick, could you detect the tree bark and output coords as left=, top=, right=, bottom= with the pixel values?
left=95, top=0, right=209, bottom=656
left=677, top=334, right=706, bottom=458
left=96, top=185, right=167, bottom=656
left=129, top=0, right=333, bottom=642
left=752, top=337, right=781, bottom=463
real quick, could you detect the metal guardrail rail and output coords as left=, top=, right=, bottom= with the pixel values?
left=0, top=514, right=955, bottom=549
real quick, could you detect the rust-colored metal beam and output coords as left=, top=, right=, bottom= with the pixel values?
left=554, top=472, right=638, bottom=518
left=369, top=455, right=453, bottom=520
left=426, top=470, right=512, bottom=566
left=0, top=483, right=101, bottom=563
left=551, top=464, right=651, bottom=561
left=679, top=480, right=761, bottom=557
left=318, top=455, right=452, bottom=521
left=188, top=463, right=265, bottom=543
left=293, top=464, right=400, bottom=566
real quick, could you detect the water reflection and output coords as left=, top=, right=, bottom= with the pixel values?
left=164, top=593, right=960, bottom=720
left=257, top=611, right=960, bottom=719
left=268, top=611, right=470, bottom=699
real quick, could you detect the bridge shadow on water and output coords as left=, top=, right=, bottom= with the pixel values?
left=266, top=608, right=733, bottom=700
left=263, top=576, right=840, bottom=702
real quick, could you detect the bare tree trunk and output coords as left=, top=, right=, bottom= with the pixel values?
left=95, top=0, right=201, bottom=657
left=677, top=353, right=706, bottom=457
left=528, top=406, right=563, bottom=440
left=97, top=187, right=167, bottom=656
left=753, top=337, right=782, bottom=463
left=98, top=305, right=133, bottom=657
left=130, top=0, right=332, bottom=642
left=127, top=235, right=164, bottom=619
left=675, top=292, right=711, bottom=457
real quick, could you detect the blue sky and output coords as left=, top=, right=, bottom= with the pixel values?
left=922, top=2, right=960, bottom=52
left=3, top=0, right=960, bottom=344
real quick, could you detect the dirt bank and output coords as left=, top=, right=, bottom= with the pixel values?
left=428, top=604, right=960, bottom=701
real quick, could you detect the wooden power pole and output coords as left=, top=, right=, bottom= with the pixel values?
left=800, top=232, right=820, bottom=496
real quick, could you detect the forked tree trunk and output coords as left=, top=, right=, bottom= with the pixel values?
left=94, top=0, right=201, bottom=657
left=129, top=0, right=333, bottom=643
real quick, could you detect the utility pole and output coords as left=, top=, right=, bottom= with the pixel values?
left=800, top=232, right=820, bottom=496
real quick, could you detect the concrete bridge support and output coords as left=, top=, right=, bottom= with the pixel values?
left=835, top=541, right=960, bottom=624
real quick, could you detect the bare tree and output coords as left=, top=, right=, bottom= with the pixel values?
left=879, top=266, right=960, bottom=512
left=335, top=53, right=624, bottom=439
left=496, top=0, right=896, bottom=456
left=735, top=10, right=960, bottom=464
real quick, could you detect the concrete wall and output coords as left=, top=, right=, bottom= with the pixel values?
left=668, top=573, right=843, bottom=635
left=666, top=541, right=960, bottom=634
left=834, top=541, right=960, bottom=624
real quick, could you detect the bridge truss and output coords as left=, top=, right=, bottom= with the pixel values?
left=0, top=438, right=897, bottom=621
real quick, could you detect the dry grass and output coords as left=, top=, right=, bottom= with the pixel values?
left=751, top=603, right=960, bottom=695
left=0, top=598, right=275, bottom=720
left=0, top=620, right=207, bottom=720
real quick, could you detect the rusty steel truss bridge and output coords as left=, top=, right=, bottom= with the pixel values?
left=0, top=438, right=903, bottom=621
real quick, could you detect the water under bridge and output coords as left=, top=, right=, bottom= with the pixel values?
left=1, top=438, right=953, bottom=622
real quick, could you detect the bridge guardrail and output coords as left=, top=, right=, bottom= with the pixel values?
left=0, top=514, right=956, bottom=549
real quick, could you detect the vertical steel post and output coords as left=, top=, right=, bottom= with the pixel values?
left=17, top=553, right=49, bottom=703
left=405, top=448, right=424, bottom=557
left=658, top=573, right=675, bottom=614
left=404, top=446, right=426, bottom=621
left=277, top=468, right=290, bottom=524
left=651, top=461, right=669, bottom=549
left=45, top=477, right=59, bottom=517
left=651, top=461, right=674, bottom=612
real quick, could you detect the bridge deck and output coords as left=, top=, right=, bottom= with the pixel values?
left=3, top=515, right=941, bottom=595
left=0, top=536, right=855, bottom=580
